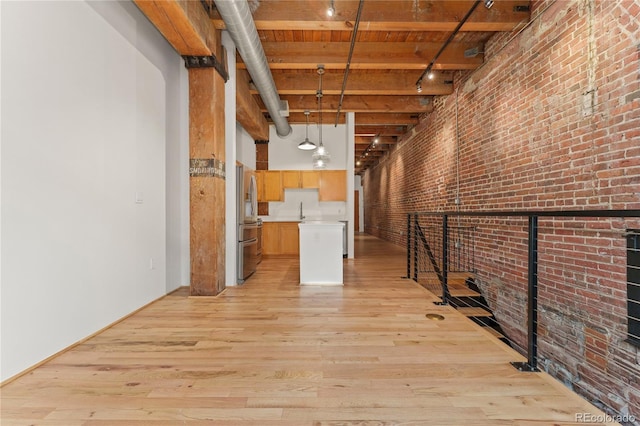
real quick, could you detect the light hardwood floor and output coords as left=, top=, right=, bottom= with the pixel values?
left=1, top=234, right=617, bottom=425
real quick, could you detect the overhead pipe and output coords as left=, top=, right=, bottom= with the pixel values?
left=214, top=0, right=292, bottom=137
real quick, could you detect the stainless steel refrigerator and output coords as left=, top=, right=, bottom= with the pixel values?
left=236, top=164, right=258, bottom=283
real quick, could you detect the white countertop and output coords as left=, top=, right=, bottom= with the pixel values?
left=299, top=221, right=345, bottom=226
left=260, top=216, right=346, bottom=223
left=259, top=217, right=302, bottom=222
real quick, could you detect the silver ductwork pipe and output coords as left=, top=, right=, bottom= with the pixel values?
left=214, top=0, right=292, bottom=138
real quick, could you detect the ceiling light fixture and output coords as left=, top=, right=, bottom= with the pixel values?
left=416, top=82, right=423, bottom=93
left=327, top=0, right=335, bottom=17
left=312, top=65, right=330, bottom=169
left=298, top=110, right=317, bottom=150
left=484, top=0, right=494, bottom=9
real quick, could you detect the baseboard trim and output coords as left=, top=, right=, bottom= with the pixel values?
left=0, top=286, right=189, bottom=387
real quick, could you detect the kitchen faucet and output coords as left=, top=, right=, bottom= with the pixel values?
left=299, top=202, right=305, bottom=220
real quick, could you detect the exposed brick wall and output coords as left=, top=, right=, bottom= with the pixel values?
left=363, top=0, right=639, bottom=421
left=256, top=142, right=269, bottom=215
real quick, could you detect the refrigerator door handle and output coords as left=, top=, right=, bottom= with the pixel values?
left=249, top=174, right=258, bottom=219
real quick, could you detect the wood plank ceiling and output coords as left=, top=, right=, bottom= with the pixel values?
left=209, top=0, right=531, bottom=174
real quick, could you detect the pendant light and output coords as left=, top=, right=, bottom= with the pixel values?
left=298, top=110, right=316, bottom=150
left=312, top=65, right=330, bottom=169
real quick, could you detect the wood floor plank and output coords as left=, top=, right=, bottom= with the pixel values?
left=0, top=234, right=618, bottom=425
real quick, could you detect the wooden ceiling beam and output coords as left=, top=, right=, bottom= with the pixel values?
left=254, top=71, right=453, bottom=95
left=280, top=111, right=417, bottom=126
left=236, top=70, right=270, bottom=141
left=355, top=136, right=398, bottom=145
left=210, top=1, right=530, bottom=32
left=280, top=111, right=345, bottom=124
left=134, top=0, right=218, bottom=55
left=355, top=113, right=419, bottom=126
left=259, top=95, right=433, bottom=113
left=355, top=125, right=408, bottom=137
left=242, top=42, right=483, bottom=70
left=357, top=150, right=386, bottom=157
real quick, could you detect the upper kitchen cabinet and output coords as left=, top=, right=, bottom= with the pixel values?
left=257, top=169, right=346, bottom=202
left=301, top=171, right=320, bottom=189
left=319, top=170, right=347, bottom=201
left=281, top=170, right=301, bottom=189
left=282, top=170, right=320, bottom=189
left=256, top=170, right=283, bottom=202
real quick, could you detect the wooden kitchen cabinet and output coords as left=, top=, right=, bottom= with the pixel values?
left=262, top=222, right=280, bottom=255
left=281, top=170, right=301, bottom=189
left=281, top=170, right=320, bottom=189
left=262, top=221, right=299, bottom=255
left=319, top=170, right=347, bottom=201
left=255, top=170, right=265, bottom=201
left=258, top=169, right=345, bottom=201
left=300, top=170, right=320, bottom=188
left=256, top=170, right=283, bottom=202
left=279, top=222, right=300, bottom=255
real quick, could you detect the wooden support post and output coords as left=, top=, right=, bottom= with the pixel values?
left=189, top=67, right=226, bottom=296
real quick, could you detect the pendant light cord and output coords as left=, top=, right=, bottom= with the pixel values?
left=317, top=66, right=324, bottom=146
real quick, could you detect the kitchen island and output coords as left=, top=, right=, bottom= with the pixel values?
left=298, top=221, right=345, bottom=285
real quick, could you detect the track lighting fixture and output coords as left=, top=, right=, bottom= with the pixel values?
left=427, top=70, right=435, bottom=80
left=464, top=46, right=484, bottom=58
left=484, top=0, right=494, bottom=9
left=327, top=0, right=335, bottom=17
left=415, top=0, right=482, bottom=90
left=416, top=81, right=422, bottom=93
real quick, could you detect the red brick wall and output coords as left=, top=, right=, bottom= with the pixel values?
left=363, top=0, right=640, bottom=420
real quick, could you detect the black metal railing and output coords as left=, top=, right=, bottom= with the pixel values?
left=406, top=209, right=640, bottom=375
left=406, top=214, right=476, bottom=303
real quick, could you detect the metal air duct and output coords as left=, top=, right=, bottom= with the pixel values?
left=214, top=0, right=292, bottom=137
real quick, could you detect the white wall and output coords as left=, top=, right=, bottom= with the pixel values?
left=237, top=123, right=257, bottom=169
left=345, top=112, right=355, bottom=258
left=0, top=0, right=188, bottom=381
left=269, top=123, right=347, bottom=170
left=223, top=32, right=238, bottom=287
left=355, top=175, right=364, bottom=233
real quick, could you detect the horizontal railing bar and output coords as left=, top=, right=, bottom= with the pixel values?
left=409, top=209, right=640, bottom=218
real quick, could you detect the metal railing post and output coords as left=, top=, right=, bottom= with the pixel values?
left=404, top=213, right=411, bottom=279
left=412, top=214, right=418, bottom=281
left=512, top=215, right=540, bottom=372
left=441, top=215, right=450, bottom=304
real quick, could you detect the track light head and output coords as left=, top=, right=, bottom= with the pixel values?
left=416, top=81, right=423, bottom=93
left=464, top=46, right=484, bottom=58
left=327, top=0, right=335, bottom=16
left=484, top=0, right=494, bottom=9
